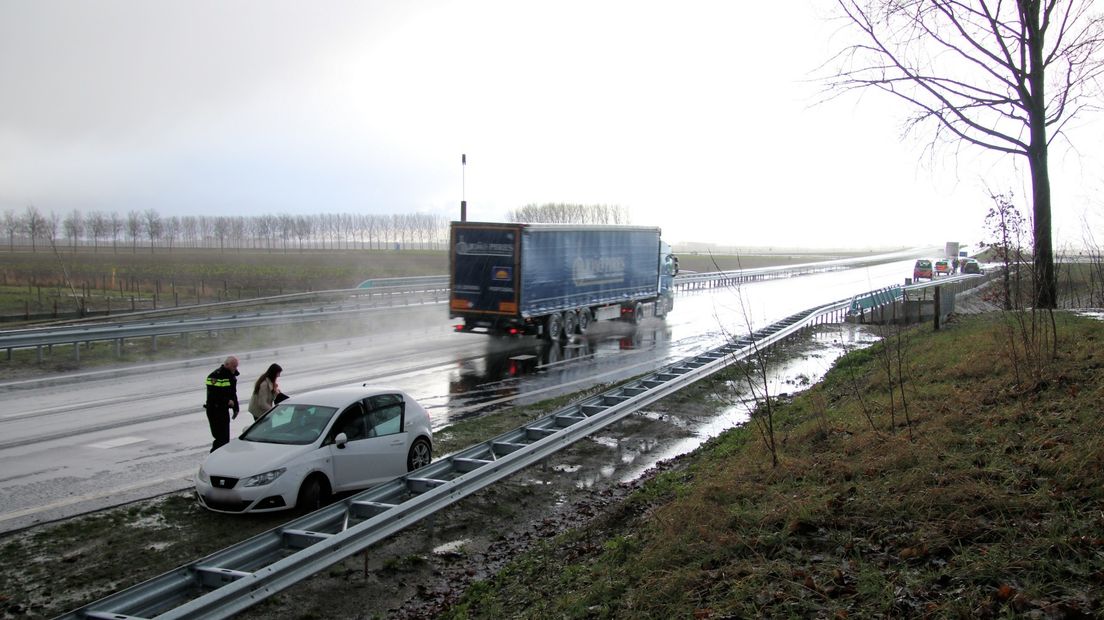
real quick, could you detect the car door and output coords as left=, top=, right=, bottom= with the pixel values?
left=328, top=395, right=408, bottom=490
left=328, top=401, right=373, bottom=491
left=361, top=394, right=408, bottom=480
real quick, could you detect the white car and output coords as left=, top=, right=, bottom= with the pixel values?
left=195, top=385, right=433, bottom=514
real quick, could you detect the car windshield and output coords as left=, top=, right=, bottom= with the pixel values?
left=242, top=403, right=338, bottom=445
left=916, top=260, right=931, bottom=268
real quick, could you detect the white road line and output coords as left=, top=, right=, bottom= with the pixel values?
left=87, top=436, right=147, bottom=449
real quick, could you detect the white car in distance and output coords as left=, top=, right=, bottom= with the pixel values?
left=195, top=385, right=433, bottom=514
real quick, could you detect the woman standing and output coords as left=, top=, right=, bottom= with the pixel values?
left=248, top=363, right=282, bottom=420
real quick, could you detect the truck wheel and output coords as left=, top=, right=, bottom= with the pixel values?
left=577, top=308, right=592, bottom=334
left=544, top=313, right=563, bottom=341
left=563, top=310, right=578, bottom=337
left=631, top=302, right=644, bottom=324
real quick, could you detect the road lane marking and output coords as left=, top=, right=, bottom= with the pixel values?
left=87, top=436, right=147, bottom=449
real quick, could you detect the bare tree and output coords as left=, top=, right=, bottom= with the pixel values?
left=87, top=211, right=107, bottom=252
left=278, top=214, right=294, bottom=252
left=826, top=0, right=1104, bottom=309
left=982, top=191, right=1028, bottom=310
left=229, top=216, right=247, bottom=252
left=125, top=211, right=144, bottom=253
left=163, top=216, right=180, bottom=250
left=365, top=214, right=382, bottom=249
left=62, top=209, right=83, bottom=252
left=212, top=217, right=230, bottom=252
left=507, top=203, right=632, bottom=224
left=42, top=211, right=60, bottom=249
left=293, top=215, right=312, bottom=251
left=109, top=212, right=123, bottom=253
left=3, top=209, right=20, bottom=251
left=24, top=205, right=45, bottom=252
left=180, top=215, right=198, bottom=248
left=143, top=209, right=163, bottom=253
left=197, top=215, right=214, bottom=249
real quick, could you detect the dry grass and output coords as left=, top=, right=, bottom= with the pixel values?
left=0, top=248, right=448, bottom=317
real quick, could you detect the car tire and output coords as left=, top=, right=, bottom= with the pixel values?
left=296, top=476, right=330, bottom=513
left=408, top=437, right=432, bottom=471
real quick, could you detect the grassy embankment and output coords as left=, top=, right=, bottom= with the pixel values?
left=442, top=311, right=1104, bottom=618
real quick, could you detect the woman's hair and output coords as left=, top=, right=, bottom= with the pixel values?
left=253, top=363, right=283, bottom=395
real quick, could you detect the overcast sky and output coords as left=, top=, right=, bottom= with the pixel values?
left=1, top=1, right=1101, bottom=250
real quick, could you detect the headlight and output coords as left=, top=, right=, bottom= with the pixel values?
left=197, top=467, right=209, bottom=483
left=243, top=468, right=287, bottom=487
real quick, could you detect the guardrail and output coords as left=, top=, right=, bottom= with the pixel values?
left=58, top=294, right=855, bottom=619
left=0, top=281, right=451, bottom=363
left=674, top=248, right=934, bottom=290
left=846, top=272, right=995, bottom=324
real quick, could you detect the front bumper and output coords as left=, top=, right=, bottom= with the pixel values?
left=195, top=477, right=293, bottom=514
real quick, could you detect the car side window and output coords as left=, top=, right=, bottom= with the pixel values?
left=366, top=394, right=405, bottom=437
left=332, top=402, right=368, bottom=442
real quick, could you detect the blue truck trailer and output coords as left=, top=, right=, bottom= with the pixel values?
left=449, top=221, right=678, bottom=340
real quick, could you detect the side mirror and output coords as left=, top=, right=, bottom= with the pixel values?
left=334, top=432, right=348, bottom=449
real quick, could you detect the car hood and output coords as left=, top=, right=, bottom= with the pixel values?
left=202, top=439, right=321, bottom=478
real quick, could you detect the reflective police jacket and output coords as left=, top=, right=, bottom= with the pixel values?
left=205, top=365, right=240, bottom=413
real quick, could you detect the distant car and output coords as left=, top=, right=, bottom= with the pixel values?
left=934, top=259, right=951, bottom=276
left=913, top=259, right=933, bottom=281
left=961, top=258, right=981, bottom=274
left=195, top=386, right=433, bottom=514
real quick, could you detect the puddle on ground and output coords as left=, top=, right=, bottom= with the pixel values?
left=621, top=324, right=879, bottom=482
left=536, top=325, right=880, bottom=491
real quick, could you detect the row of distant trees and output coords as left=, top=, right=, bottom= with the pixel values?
left=2, top=206, right=452, bottom=252
left=2, top=203, right=630, bottom=253
left=506, top=203, right=631, bottom=224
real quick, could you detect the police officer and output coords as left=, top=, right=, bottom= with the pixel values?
left=205, top=355, right=240, bottom=452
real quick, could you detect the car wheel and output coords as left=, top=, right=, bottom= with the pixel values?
left=408, top=437, right=432, bottom=471
left=296, top=476, right=330, bottom=513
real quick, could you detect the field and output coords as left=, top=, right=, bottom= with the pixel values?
left=0, top=248, right=446, bottom=319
